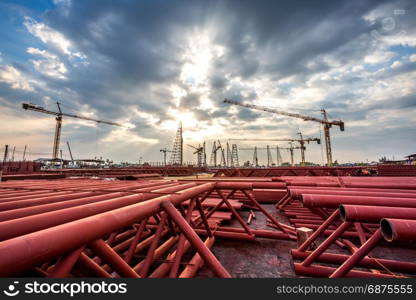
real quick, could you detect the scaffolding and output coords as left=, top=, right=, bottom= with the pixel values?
left=169, top=122, right=183, bottom=165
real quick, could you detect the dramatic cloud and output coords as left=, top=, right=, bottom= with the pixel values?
left=0, top=0, right=415, bottom=164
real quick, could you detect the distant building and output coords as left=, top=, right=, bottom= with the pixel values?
left=405, top=154, right=416, bottom=164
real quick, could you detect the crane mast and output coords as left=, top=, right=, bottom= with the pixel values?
left=224, top=98, right=344, bottom=166
left=240, top=144, right=300, bottom=166
left=229, top=135, right=320, bottom=166
left=160, top=148, right=173, bottom=166
left=23, top=102, right=123, bottom=160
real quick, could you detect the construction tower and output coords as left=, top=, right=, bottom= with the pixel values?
left=276, top=146, right=282, bottom=166
left=210, top=141, right=219, bottom=166
left=266, top=145, right=273, bottom=167
left=226, top=142, right=231, bottom=167
left=252, top=146, right=259, bottom=167
left=202, top=141, right=207, bottom=166
left=169, top=122, right=183, bottom=165
left=231, top=144, right=239, bottom=167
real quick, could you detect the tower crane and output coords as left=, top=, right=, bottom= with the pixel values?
left=160, top=148, right=173, bottom=166
left=66, top=141, right=74, bottom=164
left=22, top=102, right=123, bottom=160
left=210, top=141, right=226, bottom=167
left=280, top=143, right=302, bottom=166
left=187, top=143, right=206, bottom=167
left=224, top=98, right=344, bottom=166
left=229, top=135, right=320, bottom=166
left=240, top=144, right=300, bottom=166
left=240, top=146, right=275, bottom=167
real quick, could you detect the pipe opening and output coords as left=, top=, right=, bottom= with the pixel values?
left=339, top=205, right=347, bottom=221
left=380, top=219, right=395, bottom=242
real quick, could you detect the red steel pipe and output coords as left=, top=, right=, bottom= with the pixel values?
left=0, top=183, right=201, bottom=241
left=289, top=189, right=416, bottom=200
left=340, top=205, right=416, bottom=223
left=0, top=183, right=214, bottom=276
left=89, top=239, right=140, bottom=278
left=291, top=249, right=416, bottom=274
left=381, top=218, right=416, bottom=242
left=329, top=230, right=383, bottom=278
left=179, top=236, right=216, bottom=278
left=301, top=221, right=351, bottom=266
left=294, top=263, right=396, bottom=278
left=302, top=194, right=416, bottom=208
left=297, top=210, right=339, bottom=251
left=161, top=200, right=231, bottom=278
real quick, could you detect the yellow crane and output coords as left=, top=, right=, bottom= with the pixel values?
left=224, top=98, right=344, bottom=166
left=22, top=102, right=123, bottom=160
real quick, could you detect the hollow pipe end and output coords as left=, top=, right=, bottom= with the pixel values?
left=380, top=218, right=396, bottom=242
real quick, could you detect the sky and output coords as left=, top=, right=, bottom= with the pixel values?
left=0, top=0, right=415, bottom=165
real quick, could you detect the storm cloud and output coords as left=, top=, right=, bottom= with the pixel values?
left=0, top=0, right=415, bottom=164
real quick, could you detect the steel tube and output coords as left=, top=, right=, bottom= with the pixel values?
left=302, top=194, right=416, bottom=208
left=179, top=236, right=215, bottom=278
left=89, top=239, right=140, bottom=278
left=291, top=249, right=416, bottom=274
left=329, top=230, right=383, bottom=278
left=0, top=183, right=214, bottom=276
left=161, top=200, right=231, bottom=278
left=381, top=218, right=416, bottom=242
left=0, top=183, right=203, bottom=241
left=301, top=221, right=351, bottom=266
left=298, top=210, right=339, bottom=251
left=340, top=205, right=416, bottom=223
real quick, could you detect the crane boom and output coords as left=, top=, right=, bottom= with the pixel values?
left=224, top=98, right=344, bottom=128
left=22, top=103, right=123, bottom=126
left=22, top=102, right=123, bottom=160
left=229, top=137, right=320, bottom=143
left=224, top=98, right=344, bottom=166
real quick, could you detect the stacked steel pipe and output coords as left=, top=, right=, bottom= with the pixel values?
left=275, top=176, right=416, bottom=278
left=0, top=177, right=295, bottom=278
